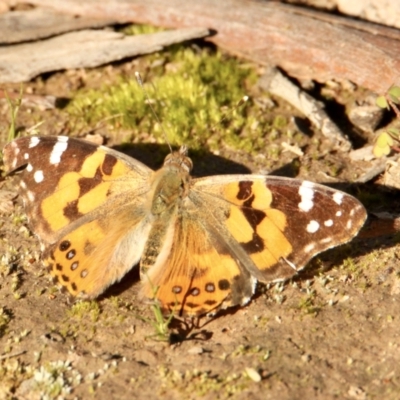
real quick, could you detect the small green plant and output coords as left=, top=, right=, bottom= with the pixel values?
left=68, top=300, right=101, bottom=323
left=5, top=89, right=23, bottom=143
left=298, top=293, right=320, bottom=315
left=373, top=85, right=400, bottom=157
left=0, top=89, right=22, bottom=165
left=0, top=307, right=11, bottom=338
left=31, top=360, right=82, bottom=398
left=137, top=278, right=176, bottom=341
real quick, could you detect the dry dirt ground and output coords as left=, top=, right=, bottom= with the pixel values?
left=0, top=51, right=400, bottom=400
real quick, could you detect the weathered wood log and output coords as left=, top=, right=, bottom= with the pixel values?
left=0, top=7, right=117, bottom=44
left=21, top=0, right=400, bottom=94
left=0, top=27, right=210, bottom=83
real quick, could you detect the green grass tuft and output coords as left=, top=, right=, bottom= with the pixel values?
left=67, top=46, right=259, bottom=150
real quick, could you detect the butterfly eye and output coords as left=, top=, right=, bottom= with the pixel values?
left=181, top=157, right=193, bottom=173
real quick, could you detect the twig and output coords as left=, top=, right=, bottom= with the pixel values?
left=355, top=154, right=400, bottom=183
left=0, top=350, right=26, bottom=360
left=259, top=67, right=352, bottom=152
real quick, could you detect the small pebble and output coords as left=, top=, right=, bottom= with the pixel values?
left=245, top=367, right=261, bottom=382
left=187, top=346, right=204, bottom=355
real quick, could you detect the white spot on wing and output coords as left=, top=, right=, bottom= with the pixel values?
left=20, top=181, right=27, bottom=189
left=282, top=257, right=298, bottom=271
left=24, top=153, right=29, bottom=160
left=304, top=243, right=315, bottom=253
left=306, top=220, right=320, bottom=233
left=333, top=192, right=343, bottom=205
left=29, top=137, right=40, bottom=148
left=347, top=220, right=352, bottom=229
left=50, top=137, right=68, bottom=165
left=33, top=170, right=44, bottom=183
left=26, top=163, right=33, bottom=172
left=324, top=219, right=333, bottom=227
left=320, top=237, right=332, bottom=244
left=298, top=181, right=315, bottom=212
left=336, top=211, right=342, bottom=217
left=26, top=191, right=35, bottom=202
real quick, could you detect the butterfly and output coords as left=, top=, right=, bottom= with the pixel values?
left=3, top=136, right=367, bottom=317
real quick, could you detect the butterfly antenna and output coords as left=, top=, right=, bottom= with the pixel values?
left=210, top=95, right=249, bottom=131
left=135, top=71, right=173, bottom=153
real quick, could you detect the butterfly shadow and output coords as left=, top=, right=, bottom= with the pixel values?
left=166, top=304, right=251, bottom=343
left=168, top=318, right=214, bottom=344
left=99, top=265, right=141, bottom=299
left=112, top=142, right=252, bottom=176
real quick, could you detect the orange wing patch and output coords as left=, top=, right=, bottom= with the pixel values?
left=45, top=219, right=108, bottom=296
left=41, top=150, right=133, bottom=232
left=223, top=180, right=292, bottom=272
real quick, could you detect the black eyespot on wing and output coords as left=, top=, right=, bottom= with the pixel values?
left=190, top=288, right=200, bottom=296
left=71, top=262, right=79, bottom=271
left=172, top=286, right=182, bottom=294
left=66, top=250, right=76, bottom=260
left=205, top=283, right=215, bottom=293
left=218, top=279, right=230, bottom=290
left=59, top=240, right=71, bottom=251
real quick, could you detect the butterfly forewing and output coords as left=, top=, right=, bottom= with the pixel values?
left=3, top=136, right=153, bottom=242
left=191, top=175, right=367, bottom=282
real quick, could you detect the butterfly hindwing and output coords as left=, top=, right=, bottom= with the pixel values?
left=140, top=211, right=255, bottom=316
left=44, top=208, right=152, bottom=298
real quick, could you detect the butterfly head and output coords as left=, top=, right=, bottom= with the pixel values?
left=163, top=145, right=193, bottom=174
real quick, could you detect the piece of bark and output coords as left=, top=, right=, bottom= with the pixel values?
left=0, top=27, right=210, bottom=83
left=259, top=67, right=352, bottom=151
left=20, top=0, right=400, bottom=94
left=0, top=7, right=119, bottom=44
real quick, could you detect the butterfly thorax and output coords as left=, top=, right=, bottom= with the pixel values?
left=150, top=146, right=193, bottom=216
